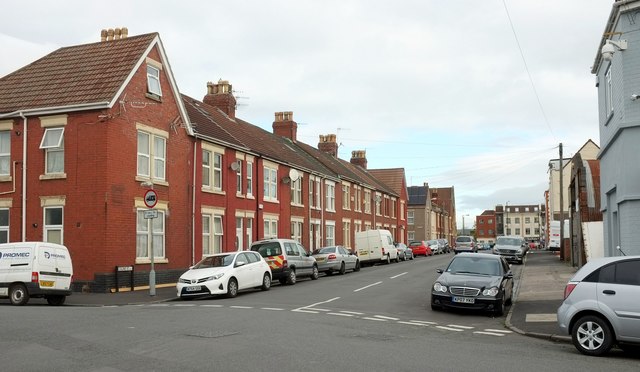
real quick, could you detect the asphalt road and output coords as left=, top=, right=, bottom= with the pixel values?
left=1, top=253, right=639, bottom=371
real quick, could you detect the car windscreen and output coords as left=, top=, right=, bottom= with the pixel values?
left=497, top=238, right=521, bottom=246
left=427, top=240, right=438, bottom=245
left=446, top=257, right=501, bottom=276
left=409, top=241, right=422, bottom=247
left=194, top=254, right=234, bottom=269
left=456, top=237, right=471, bottom=243
left=251, top=242, right=283, bottom=257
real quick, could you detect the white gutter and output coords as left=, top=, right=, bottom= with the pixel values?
left=0, top=102, right=110, bottom=120
left=19, top=112, right=27, bottom=242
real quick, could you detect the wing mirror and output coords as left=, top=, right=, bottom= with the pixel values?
left=436, top=268, right=444, bottom=274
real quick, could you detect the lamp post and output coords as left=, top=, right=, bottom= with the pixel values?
left=462, top=214, right=469, bottom=236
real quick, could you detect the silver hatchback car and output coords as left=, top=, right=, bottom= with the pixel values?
left=557, top=255, right=640, bottom=356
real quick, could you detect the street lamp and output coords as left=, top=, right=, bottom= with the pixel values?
left=462, top=214, right=469, bottom=236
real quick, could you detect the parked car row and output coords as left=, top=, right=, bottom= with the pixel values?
left=453, top=235, right=530, bottom=265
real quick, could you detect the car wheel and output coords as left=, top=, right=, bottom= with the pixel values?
left=353, top=260, right=361, bottom=272
left=571, top=315, right=614, bottom=356
left=46, top=295, right=66, bottom=306
left=310, top=265, right=319, bottom=280
left=394, top=255, right=400, bottom=263
left=227, top=278, right=238, bottom=298
left=9, top=284, right=29, bottom=306
left=261, top=273, right=271, bottom=291
left=286, top=269, right=297, bottom=285
left=385, top=255, right=391, bottom=265
left=339, top=262, right=346, bottom=275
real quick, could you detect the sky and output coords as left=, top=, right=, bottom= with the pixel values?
left=0, top=0, right=614, bottom=227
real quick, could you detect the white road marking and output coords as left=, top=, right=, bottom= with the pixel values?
left=303, top=297, right=341, bottom=309
left=362, top=317, right=388, bottom=322
left=340, top=311, right=364, bottom=315
left=409, top=320, right=438, bottom=325
left=230, top=306, right=253, bottom=309
left=446, top=324, right=474, bottom=330
left=484, top=329, right=512, bottom=334
left=398, top=321, right=431, bottom=327
left=328, top=312, right=354, bottom=317
left=436, top=326, right=464, bottom=332
left=354, top=281, right=382, bottom=292
left=374, top=315, right=399, bottom=321
left=474, top=331, right=506, bottom=337
left=390, top=272, right=407, bottom=279
left=149, top=304, right=170, bottom=307
left=292, top=309, right=319, bottom=314
left=261, top=307, right=285, bottom=311
left=200, top=304, right=223, bottom=308
left=173, top=304, right=196, bottom=307
left=307, top=308, right=331, bottom=312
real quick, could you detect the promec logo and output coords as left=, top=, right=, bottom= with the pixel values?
left=44, top=251, right=50, bottom=259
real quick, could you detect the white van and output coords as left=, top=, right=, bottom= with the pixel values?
left=0, top=242, right=73, bottom=306
left=355, top=229, right=398, bottom=265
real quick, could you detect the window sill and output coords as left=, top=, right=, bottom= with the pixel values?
left=135, top=258, right=169, bottom=265
left=236, top=193, right=245, bottom=198
left=246, top=195, right=255, bottom=200
left=263, top=198, right=279, bottom=204
left=0, top=175, right=12, bottom=182
left=145, top=93, right=162, bottom=102
left=604, top=111, right=614, bottom=126
left=40, top=173, right=67, bottom=180
left=135, top=176, right=168, bottom=187
left=202, top=188, right=226, bottom=195
left=291, top=203, right=304, bottom=208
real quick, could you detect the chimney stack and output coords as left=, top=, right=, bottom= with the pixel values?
left=272, top=111, right=297, bottom=142
left=350, top=150, right=368, bottom=169
left=203, top=80, right=237, bottom=119
left=100, top=27, right=129, bottom=42
left=318, top=134, right=338, bottom=157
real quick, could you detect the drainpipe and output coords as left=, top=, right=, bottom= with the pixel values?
left=19, top=112, right=27, bottom=242
left=191, top=141, right=196, bottom=265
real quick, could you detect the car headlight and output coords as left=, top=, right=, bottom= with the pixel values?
left=433, top=282, right=448, bottom=293
left=482, top=287, right=499, bottom=296
left=204, top=273, right=225, bottom=281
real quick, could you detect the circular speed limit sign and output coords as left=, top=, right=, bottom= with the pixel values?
left=144, top=189, right=158, bottom=208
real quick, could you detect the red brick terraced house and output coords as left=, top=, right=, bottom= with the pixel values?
left=0, top=29, right=408, bottom=292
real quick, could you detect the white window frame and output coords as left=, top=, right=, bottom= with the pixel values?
left=263, top=164, right=278, bottom=202
left=40, top=127, right=65, bottom=175
left=0, top=131, right=10, bottom=176
left=43, top=206, right=64, bottom=244
left=342, top=183, right=351, bottom=210
left=342, top=220, right=351, bottom=248
left=235, top=160, right=243, bottom=195
left=391, top=197, right=397, bottom=218
left=354, top=186, right=362, bottom=212
left=364, top=190, right=371, bottom=214
left=246, top=161, right=253, bottom=196
left=202, top=150, right=211, bottom=188
left=137, top=129, right=166, bottom=182
left=263, top=216, right=278, bottom=239
left=605, top=65, right=613, bottom=117
left=291, top=177, right=303, bottom=206
left=325, top=181, right=336, bottom=212
left=147, top=64, right=162, bottom=97
left=408, top=210, right=415, bottom=225
left=325, top=221, right=335, bottom=246
left=136, top=208, right=165, bottom=261
left=291, top=219, right=303, bottom=243
left=408, top=231, right=415, bottom=241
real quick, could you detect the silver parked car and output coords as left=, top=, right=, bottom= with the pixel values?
left=454, top=235, right=477, bottom=254
left=493, top=236, right=528, bottom=264
left=557, top=255, right=640, bottom=356
left=312, top=246, right=360, bottom=275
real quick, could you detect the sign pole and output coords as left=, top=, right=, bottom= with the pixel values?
left=143, top=189, right=158, bottom=297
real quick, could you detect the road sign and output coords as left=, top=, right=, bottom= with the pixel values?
left=143, top=209, right=158, bottom=219
left=144, top=189, right=158, bottom=208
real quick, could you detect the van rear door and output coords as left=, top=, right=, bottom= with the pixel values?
left=37, top=244, right=72, bottom=291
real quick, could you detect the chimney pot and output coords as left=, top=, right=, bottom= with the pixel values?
left=107, top=28, right=115, bottom=41
left=100, top=29, right=107, bottom=42
left=203, top=79, right=237, bottom=119
left=121, top=27, right=128, bottom=38
left=114, top=28, right=121, bottom=40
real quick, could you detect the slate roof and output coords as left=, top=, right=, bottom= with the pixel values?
left=183, top=95, right=337, bottom=177
left=0, top=33, right=158, bottom=114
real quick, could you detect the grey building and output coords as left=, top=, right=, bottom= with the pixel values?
left=592, top=0, right=640, bottom=256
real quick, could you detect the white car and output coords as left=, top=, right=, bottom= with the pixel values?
left=177, top=251, right=272, bottom=299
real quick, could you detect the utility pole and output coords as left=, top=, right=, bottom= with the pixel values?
left=559, top=143, right=564, bottom=261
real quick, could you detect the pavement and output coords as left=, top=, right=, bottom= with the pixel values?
left=506, top=249, right=577, bottom=343
left=40, top=249, right=577, bottom=344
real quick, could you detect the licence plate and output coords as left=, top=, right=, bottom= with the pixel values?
left=186, top=286, right=201, bottom=292
left=452, top=296, right=475, bottom=304
left=40, top=280, right=54, bottom=287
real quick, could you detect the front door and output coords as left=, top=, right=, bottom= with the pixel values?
left=236, top=217, right=243, bottom=251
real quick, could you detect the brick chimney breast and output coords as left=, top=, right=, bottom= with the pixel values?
left=350, top=150, right=368, bottom=169
left=203, top=80, right=237, bottom=119
left=272, top=111, right=297, bottom=142
left=318, top=133, right=338, bottom=157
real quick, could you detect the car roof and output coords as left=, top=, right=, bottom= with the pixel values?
left=455, top=252, right=499, bottom=259
left=572, top=255, right=640, bottom=281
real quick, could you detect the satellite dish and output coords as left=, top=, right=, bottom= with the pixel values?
left=230, top=162, right=240, bottom=171
left=289, top=169, right=300, bottom=182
